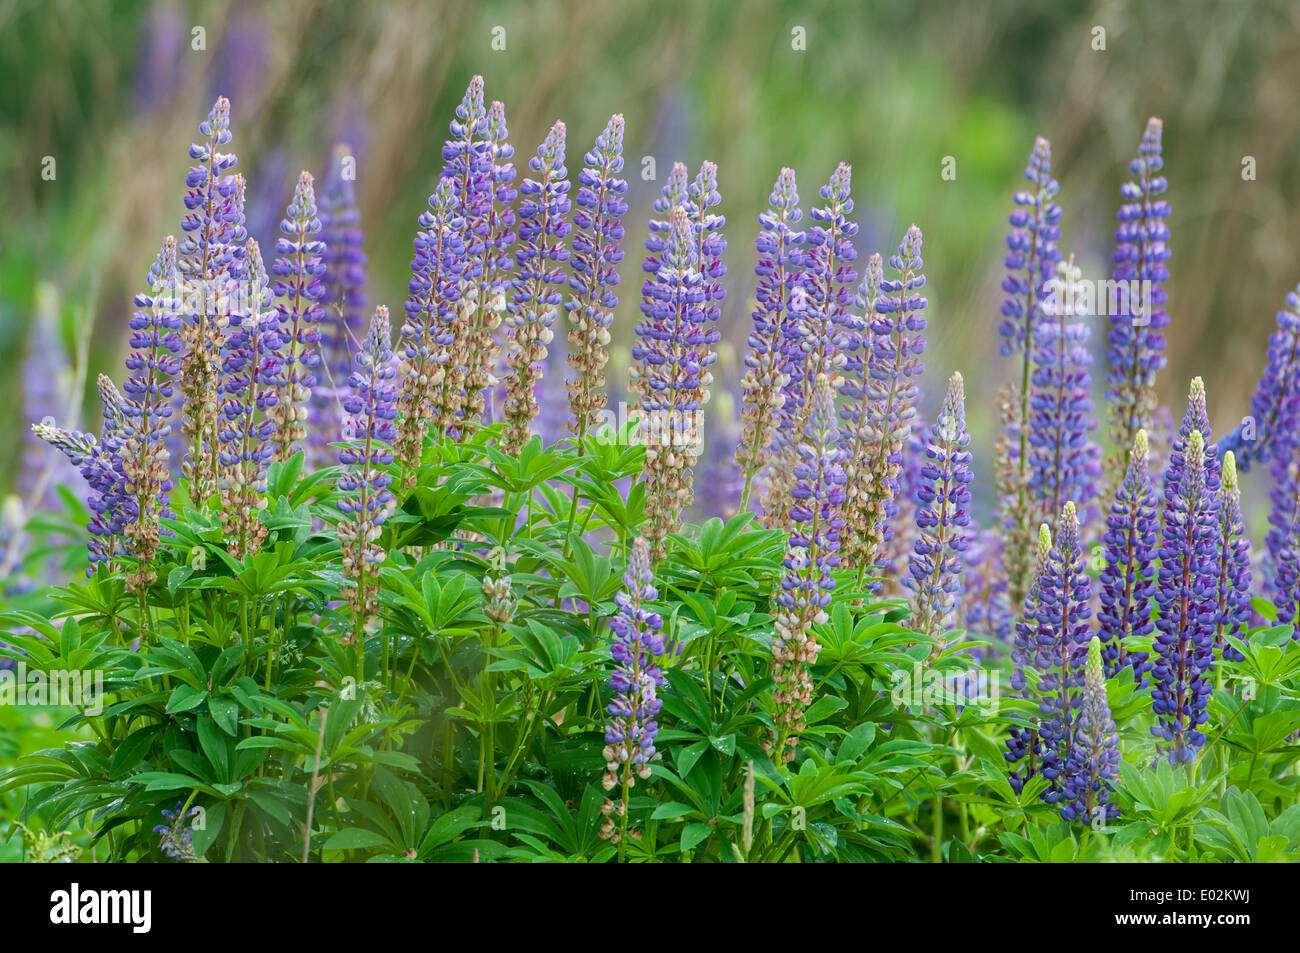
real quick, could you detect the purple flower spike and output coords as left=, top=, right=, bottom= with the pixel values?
left=904, top=371, right=973, bottom=643
left=33, top=384, right=130, bottom=574
left=769, top=374, right=845, bottom=764
left=565, top=113, right=628, bottom=446
left=396, top=178, right=464, bottom=481
left=121, top=236, right=184, bottom=590
left=1162, top=376, right=1220, bottom=503
left=1151, top=429, right=1218, bottom=764
left=1007, top=503, right=1093, bottom=801
left=999, top=137, right=1063, bottom=355
left=270, top=170, right=326, bottom=462
left=854, top=226, right=928, bottom=575
left=599, top=536, right=666, bottom=843
left=1006, top=522, right=1053, bottom=791
left=632, top=205, right=717, bottom=558
left=312, top=143, right=369, bottom=469
left=217, top=238, right=283, bottom=558
left=1105, top=117, right=1171, bottom=481
left=786, top=163, right=859, bottom=441
left=503, top=119, right=571, bottom=455
left=738, top=168, right=804, bottom=512
left=178, top=97, right=245, bottom=503
left=1097, top=430, right=1157, bottom=681
left=338, top=306, right=399, bottom=629
left=640, top=161, right=689, bottom=291
left=1222, top=283, right=1300, bottom=472
left=1276, top=515, right=1300, bottom=635
left=1212, top=451, right=1251, bottom=661
left=1059, top=637, right=1121, bottom=825
left=1027, top=257, right=1100, bottom=530
left=996, top=137, right=1063, bottom=612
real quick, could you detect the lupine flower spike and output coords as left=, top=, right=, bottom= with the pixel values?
left=121, top=237, right=183, bottom=590
left=270, top=171, right=326, bottom=462
left=33, top=389, right=129, bottom=573
left=1276, top=514, right=1300, bottom=635
left=178, top=97, right=244, bottom=503
left=904, top=371, right=973, bottom=647
left=1059, top=637, right=1121, bottom=825
left=765, top=164, right=856, bottom=529
left=768, top=374, right=845, bottom=763
left=217, top=239, right=282, bottom=559
left=1221, top=283, right=1300, bottom=471
left=503, top=120, right=571, bottom=454
left=996, top=137, right=1062, bottom=609
left=1006, top=522, right=1053, bottom=791
left=1151, top=429, right=1217, bottom=763
left=855, top=226, right=928, bottom=582
left=338, top=306, right=399, bottom=641
left=1027, top=256, right=1099, bottom=533
left=565, top=114, right=628, bottom=452
left=435, top=76, right=488, bottom=435
left=457, top=98, right=517, bottom=430
left=396, top=179, right=463, bottom=483
left=737, top=168, right=802, bottom=511
left=312, top=144, right=368, bottom=468
left=632, top=206, right=717, bottom=558
left=1211, top=451, right=1251, bottom=661
left=1034, top=502, right=1093, bottom=802
left=1097, top=430, right=1157, bottom=680
left=1105, top=117, right=1171, bottom=487
left=600, top=536, right=666, bottom=849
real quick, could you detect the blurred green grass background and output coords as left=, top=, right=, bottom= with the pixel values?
left=2, top=0, right=1299, bottom=506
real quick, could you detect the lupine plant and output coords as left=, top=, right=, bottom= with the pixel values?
left=7, top=93, right=1300, bottom=867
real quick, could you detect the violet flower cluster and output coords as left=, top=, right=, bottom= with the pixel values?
left=1096, top=430, right=1157, bottom=681
left=269, top=171, right=326, bottom=461
left=632, top=205, right=716, bottom=558
left=120, top=236, right=184, bottom=590
left=564, top=113, right=628, bottom=446
left=338, top=306, right=399, bottom=631
left=1058, top=637, right=1121, bottom=824
left=769, top=374, right=845, bottom=763
left=178, top=98, right=245, bottom=503
left=600, top=536, right=666, bottom=843
left=217, top=238, right=283, bottom=558
left=903, top=372, right=973, bottom=643
left=396, top=178, right=463, bottom=480
left=857, top=227, right=928, bottom=576
left=1151, top=429, right=1217, bottom=763
left=1105, top=117, right=1171, bottom=482
left=1212, top=451, right=1251, bottom=661
left=1007, top=504, right=1093, bottom=801
left=311, top=144, right=368, bottom=469
left=996, top=137, right=1062, bottom=612
left=504, top=120, right=571, bottom=455
left=1026, top=257, right=1100, bottom=531
left=738, top=168, right=803, bottom=511
left=1221, top=283, right=1300, bottom=473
